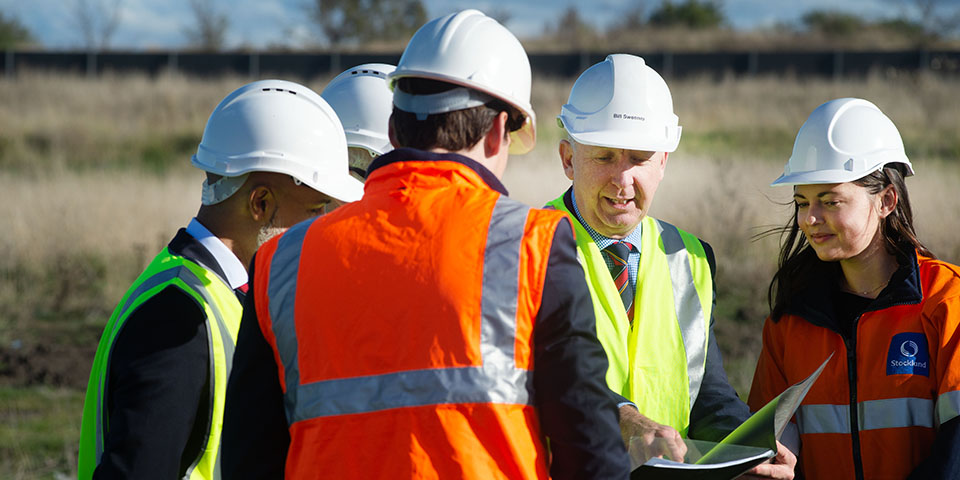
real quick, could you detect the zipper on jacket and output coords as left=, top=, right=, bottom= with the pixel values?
left=845, top=315, right=865, bottom=480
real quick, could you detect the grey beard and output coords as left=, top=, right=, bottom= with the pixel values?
left=257, top=224, right=285, bottom=247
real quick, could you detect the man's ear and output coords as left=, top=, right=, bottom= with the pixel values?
left=559, top=139, right=575, bottom=181
left=247, top=185, right=276, bottom=223
left=483, top=111, right=509, bottom=158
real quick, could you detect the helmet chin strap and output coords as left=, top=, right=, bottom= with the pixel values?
left=201, top=173, right=250, bottom=205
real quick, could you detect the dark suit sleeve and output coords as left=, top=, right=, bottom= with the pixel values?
left=687, top=241, right=752, bottom=442
left=534, top=218, right=630, bottom=479
left=94, top=287, right=209, bottom=479
left=907, top=411, right=960, bottom=478
left=221, top=256, right=291, bottom=479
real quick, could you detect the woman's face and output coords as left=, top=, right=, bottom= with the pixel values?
left=794, top=182, right=891, bottom=263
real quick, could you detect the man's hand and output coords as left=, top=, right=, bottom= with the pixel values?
left=741, top=441, right=797, bottom=480
left=619, top=405, right=687, bottom=465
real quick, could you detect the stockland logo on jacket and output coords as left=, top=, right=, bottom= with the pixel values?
left=886, top=332, right=929, bottom=377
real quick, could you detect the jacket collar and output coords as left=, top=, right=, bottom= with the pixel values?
left=367, top=147, right=509, bottom=195
left=185, top=218, right=248, bottom=289
left=168, top=228, right=231, bottom=287
left=780, top=248, right=924, bottom=331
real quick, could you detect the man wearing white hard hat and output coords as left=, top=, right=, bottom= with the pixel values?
left=221, top=9, right=628, bottom=479
left=78, top=80, right=360, bottom=479
left=547, top=53, right=795, bottom=477
left=321, top=63, right=396, bottom=182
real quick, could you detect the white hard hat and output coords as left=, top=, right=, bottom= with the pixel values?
left=388, top=9, right=536, bottom=154
left=772, top=98, right=914, bottom=186
left=558, top=54, right=681, bottom=153
left=321, top=63, right=395, bottom=156
left=192, top=79, right=363, bottom=203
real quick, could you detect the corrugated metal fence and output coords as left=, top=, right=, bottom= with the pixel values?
left=4, top=49, right=959, bottom=78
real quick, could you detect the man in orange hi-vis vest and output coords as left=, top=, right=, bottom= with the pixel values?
left=220, top=9, right=630, bottom=480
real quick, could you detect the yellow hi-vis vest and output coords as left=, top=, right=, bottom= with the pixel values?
left=547, top=196, right=712, bottom=435
left=78, top=248, right=241, bottom=480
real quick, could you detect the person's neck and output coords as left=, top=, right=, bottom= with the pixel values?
left=428, top=143, right=506, bottom=179
left=839, top=240, right=898, bottom=298
left=196, top=208, right=254, bottom=272
left=214, top=233, right=253, bottom=273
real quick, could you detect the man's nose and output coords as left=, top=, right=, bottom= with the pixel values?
left=610, top=156, right=635, bottom=191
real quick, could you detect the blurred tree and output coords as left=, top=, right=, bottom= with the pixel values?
left=309, top=0, right=427, bottom=47
left=184, top=0, right=229, bottom=51
left=648, top=0, right=726, bottom=29
left=487, top=7, right=512, bottom=27
left=72, top=0, right=123, bottom=50
left=552, top=6, right=596, bottom=47
left=884, top=0, right=960, bottom=43
left=0, top=12, right=33, bottom=49
left=613, top=0, right=647, bottom=31
left=802, top=10, right=865, bottom=36
left=876, top=17, right=927, bottom=38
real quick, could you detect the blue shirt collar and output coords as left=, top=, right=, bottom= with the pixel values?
left=569, top=189, right=643, bottom=252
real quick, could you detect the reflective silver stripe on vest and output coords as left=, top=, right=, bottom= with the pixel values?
left=267, top=219, right=314, bottom=422
left=861, top=397, right=934, bottom=430
left=480, top=197, right=529, bottom=400
left=267, top=196, right=533, bottom=424
left=97, top=264, right=234, bottom=469
left=654, top=219, right=707, bottom=411
left=292, top=366, right=527, bottom=421
left=181, top=268, right=236, bottom=480
left=798, top=404, right=849, bottom=434
left=937, top=390, right=960, bottom=425
left=798, top=398, right=935, bottom=434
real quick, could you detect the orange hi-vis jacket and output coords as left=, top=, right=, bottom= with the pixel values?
left=252, top=156, right=570, bottom=479
left=749, top=252, right=960, bottom=479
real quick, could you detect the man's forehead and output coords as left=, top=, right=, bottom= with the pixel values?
left=575, top=142, right=658, bottom=158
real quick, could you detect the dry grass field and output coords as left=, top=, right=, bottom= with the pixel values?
left=1, top=70, right=958, bottom=478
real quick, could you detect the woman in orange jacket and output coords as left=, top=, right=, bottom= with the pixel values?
left=748, top=97, right=960, bottom=480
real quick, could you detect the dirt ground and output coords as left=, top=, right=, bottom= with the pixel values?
left=0, top=342, right=96, bottom=390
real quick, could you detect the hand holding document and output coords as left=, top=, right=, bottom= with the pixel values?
left=621, top=406, right=687, bottom=463
left=629, top=354, right=833, bottom=480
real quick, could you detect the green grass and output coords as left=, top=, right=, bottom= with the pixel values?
left=136, top=132, right=201, bottom=175
left=0, top=387, right=83, bottom=479
left=680, top=128, right=797, bottom=159
left=0, top=131, right=200, bottom=175
left=0, top=252, right=128, bottom=348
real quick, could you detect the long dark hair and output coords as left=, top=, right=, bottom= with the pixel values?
left=767, top=165, right=934, bottom=321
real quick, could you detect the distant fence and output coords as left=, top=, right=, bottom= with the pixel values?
left=3, top=49, right=960, bottom=79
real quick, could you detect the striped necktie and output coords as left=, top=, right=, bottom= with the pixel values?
left=602, top=241, right=635, bottom=322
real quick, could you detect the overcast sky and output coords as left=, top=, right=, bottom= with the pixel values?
left=0, top=0, right=910, bottom=50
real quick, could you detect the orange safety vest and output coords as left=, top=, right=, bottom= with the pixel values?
left=749, top=253, right=960, bottom=479
left=253, top=159, right=566, bottom=479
